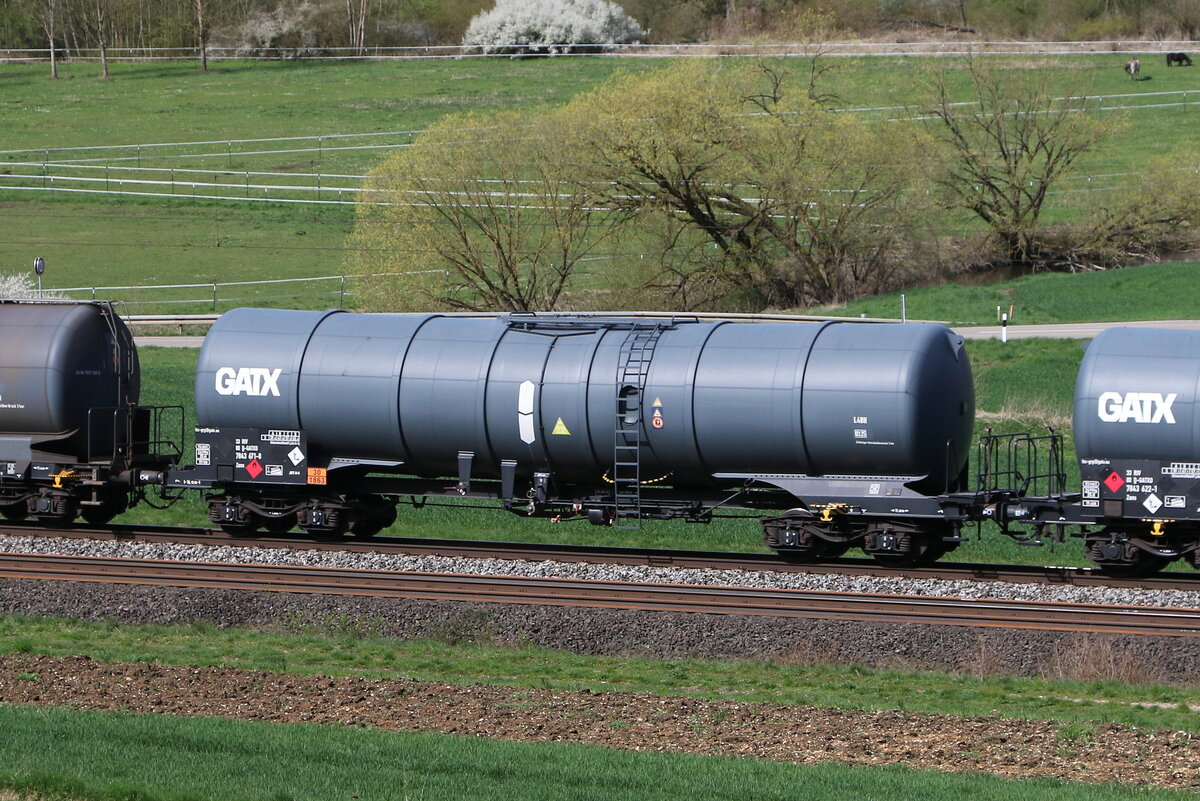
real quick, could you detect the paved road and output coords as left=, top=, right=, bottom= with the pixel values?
left=134, top=319, right=1200, bottom=349
left=136, top=336, right=206, bottom=348
left=953, top=319, right=1200, bottom=340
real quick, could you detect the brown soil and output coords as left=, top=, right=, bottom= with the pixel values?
left=3, top=654, right=1199, bottom=790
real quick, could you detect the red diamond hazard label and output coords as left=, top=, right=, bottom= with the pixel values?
left=246, top=459, right=263, bottom=479
left=1103, top=471, right=1125, bottom=493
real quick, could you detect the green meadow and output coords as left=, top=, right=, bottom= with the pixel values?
left=5, top=703, right=1191, bottom=801
left=3, top=56, right=1200, bottom=306
left=832, top=261, right=1200, bottom=326
left=3, top=616, right=1200, bottom=801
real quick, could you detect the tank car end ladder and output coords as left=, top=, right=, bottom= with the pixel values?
left=613, top=324, right=667, bottom=529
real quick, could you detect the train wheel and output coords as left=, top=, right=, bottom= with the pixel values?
left=350, top=503, right=397, bottom=539
left=1, top=502, right=27, bottom=521
left=80, top=507, right=120, bottom=526
left=80, top=496, right=128, bottom=526
left=820, top=541, right=852, bottom=558
left=219, top=519, right=262, bottom=536
left=262, top=513, right=298, bottom=534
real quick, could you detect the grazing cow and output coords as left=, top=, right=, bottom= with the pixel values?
left=1125, top=57, right=1141, bottom=80
left=1167, top=52, right=1193, bottom=66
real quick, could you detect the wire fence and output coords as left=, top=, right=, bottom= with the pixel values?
left=54, top=274, right=363, bottom=313
left=0, top=163, right=367, bottom=205
left=3, top=40, right=1200, bottom=64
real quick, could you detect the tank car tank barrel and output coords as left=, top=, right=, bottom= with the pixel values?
left=192, top=312, right=976, bottom=494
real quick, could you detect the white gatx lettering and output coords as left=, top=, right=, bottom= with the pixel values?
left=1097, top=391, right=1177, bottom=424
left=214, top=367, right=283, bottom=397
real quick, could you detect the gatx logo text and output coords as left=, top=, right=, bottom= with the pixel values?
left=1097, top=391, right=1177, bottom=424
left=215, top=367, right=282, bottom=397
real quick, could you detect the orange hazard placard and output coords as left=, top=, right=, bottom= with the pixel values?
left=307, top=467, right=328, bottom=485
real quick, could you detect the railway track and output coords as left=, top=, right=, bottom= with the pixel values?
left=3, top=521, right=1200, bottom=591
left=2, top=551, right=1199, bottom=637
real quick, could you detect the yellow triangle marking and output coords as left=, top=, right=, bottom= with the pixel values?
left=552, top=417, right=572, bottom=436
left=652, top=397, right=664, bottom=407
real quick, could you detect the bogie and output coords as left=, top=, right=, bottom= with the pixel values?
left=1085, top=530, right=1176, bottom=578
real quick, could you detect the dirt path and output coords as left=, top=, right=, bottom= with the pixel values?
left=2, top=654, right=1198, bottom=790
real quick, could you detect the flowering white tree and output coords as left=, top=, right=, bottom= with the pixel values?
left=0, top=273, right=61, bottom=298
left=463, top=0, right=645, bottom=54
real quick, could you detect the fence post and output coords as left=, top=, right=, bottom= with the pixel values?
left=339, top=275, right=345, bottom=308
left=212, top=283, right=217, bottom=311
left=227, top=141, right=233, bottom=169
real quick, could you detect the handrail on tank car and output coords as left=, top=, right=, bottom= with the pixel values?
left=503, top=314, right=702, bottom=335
left=975, top=429, right=1067, bottom=500
left=85, top=405, right=184, bottom=469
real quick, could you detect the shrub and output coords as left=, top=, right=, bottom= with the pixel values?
left=214, top=0, right=336, bottom=57
left=1047, top=155, right=1200, bottom=270
left=462, top=0, right=645, bottom=55
left=0, top=273, right=62, bottom=299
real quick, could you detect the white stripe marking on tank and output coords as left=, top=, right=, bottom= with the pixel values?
left=518, top=380, right=536, bottom=444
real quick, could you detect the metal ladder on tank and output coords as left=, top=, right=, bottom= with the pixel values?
left=613, top=324, right=666, bottom=529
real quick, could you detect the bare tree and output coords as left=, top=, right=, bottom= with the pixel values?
left=922, top=58, right=1121, bottom=263
left=88, top=0, right=109, bottom=78
left=346, top=0, right=368, bottom=54
left=39, top=0, right=58, bottom=78
left=351, top=109, right=624, bottom=312
left=195, top=0, right=208, bottom=71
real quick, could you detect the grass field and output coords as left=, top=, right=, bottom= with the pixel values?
left=830, top=260, right=1200, bottom=326
left=3, top=56, right=1200, bottom=309
left=6, top=703, right=1190, bottom=801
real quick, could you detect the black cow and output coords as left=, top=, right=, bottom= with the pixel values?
left=1167, top=52, right=1193, bottom=66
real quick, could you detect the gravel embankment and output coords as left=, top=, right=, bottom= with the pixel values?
left=4, top=535, right=1200, bottom=682
left=4, top=534, right=1200, bottom=608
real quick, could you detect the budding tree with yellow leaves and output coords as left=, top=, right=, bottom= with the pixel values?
left=558, top=60, right=935, bottom=309
left=350, top=61, right=935, bottom=312
left=349, top=109, right=625, bottom=312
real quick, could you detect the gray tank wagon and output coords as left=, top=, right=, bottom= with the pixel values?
left=10, top=302, right=1196, bottom=576
left=171, top=309, right=977, bottom=565
left=0, top=301, right=181, bottom=524
left=1070, top=327, right=1200, bottom=575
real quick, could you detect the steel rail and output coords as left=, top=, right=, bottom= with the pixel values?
left=2, top=552, right=1198, bottom=637
left=3, top=521, right=1200, bottom=592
